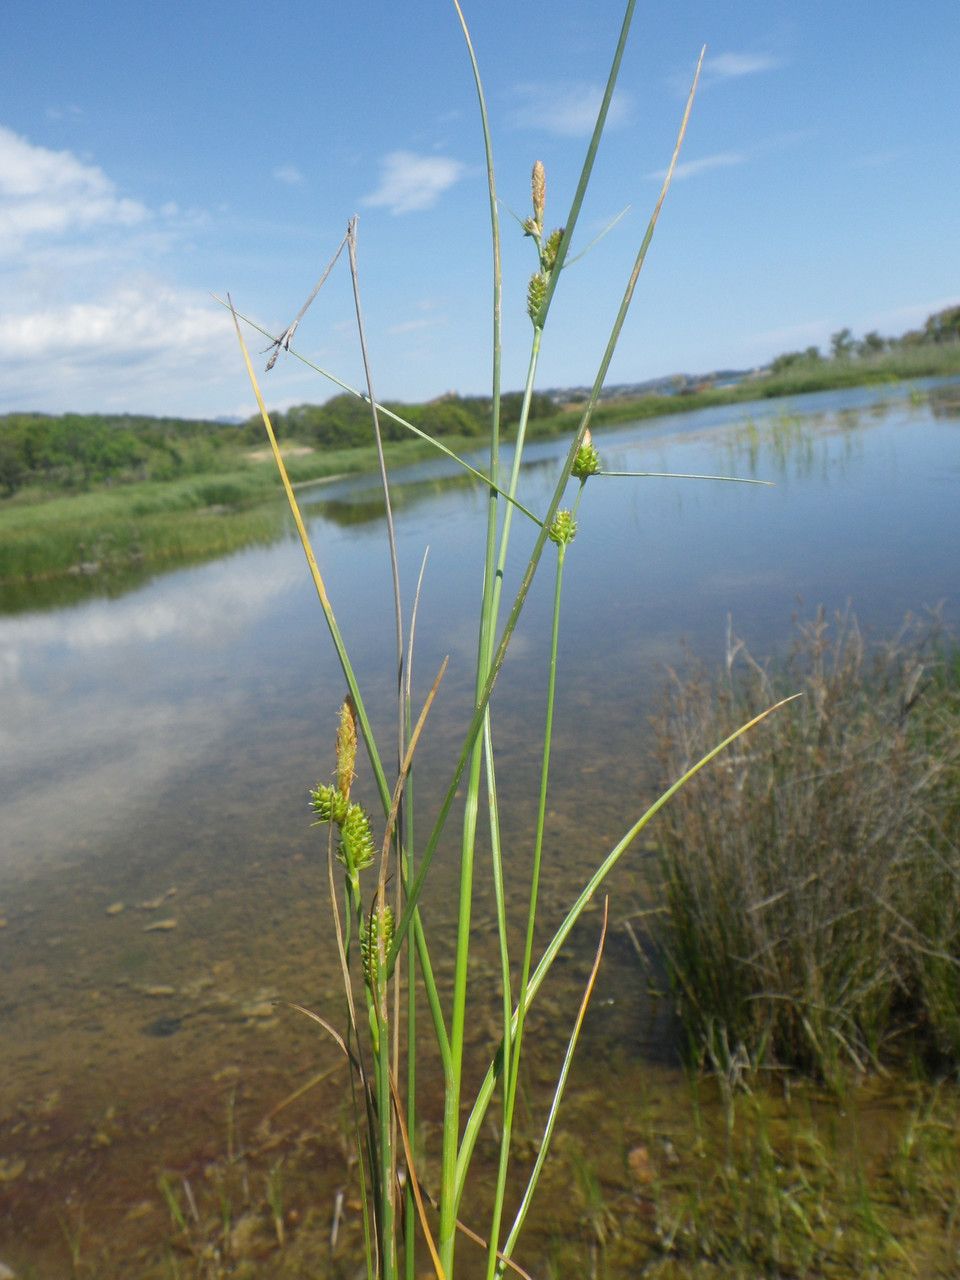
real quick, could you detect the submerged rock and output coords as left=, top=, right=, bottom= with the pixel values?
left=144, top=918, right=178, bottom=933
left=0, top=1158, right=26, bottom=1184
left=142, top=1015, right=182, bottom=1038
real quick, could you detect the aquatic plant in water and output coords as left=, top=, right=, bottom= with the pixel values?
left=228, top=4, right=790, bottom=1276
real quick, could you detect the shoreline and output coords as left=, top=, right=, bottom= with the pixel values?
left=1, top=369, right=957, bottom=600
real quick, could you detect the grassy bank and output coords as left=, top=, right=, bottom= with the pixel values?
left=652, top=611, right=960, bottom=1086
left=0, top=435, right=458, bottom=597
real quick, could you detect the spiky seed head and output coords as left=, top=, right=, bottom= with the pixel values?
left=527, top=272, right=547, bottom=322
left=531, top=161, right=546, bottom=228
left=360, top=905, right=395, bottom=987
left=338, top=803, right=375, bottom=873
left=548, top=509, right=577, bottom=546
left=541, top=226, right=564, bottom=272
left=336, top=696, right=357, bottom=799
left=310, top=783, right=349, bottom=825
left=572, top=429, right=601, bottom=480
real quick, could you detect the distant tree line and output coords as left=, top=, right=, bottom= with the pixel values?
left=769, top=304, right=960, bottom=375
left=0, top=412, right=246, bottom=497
left=244, top=390, right=555, bottom=448
left=0, top=392, right=555, bottom=497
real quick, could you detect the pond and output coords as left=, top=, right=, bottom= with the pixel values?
left=1, top=380, right=959, bottom=1277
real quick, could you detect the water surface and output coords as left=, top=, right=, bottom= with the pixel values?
left=1, top=380, right=959, bottom=1275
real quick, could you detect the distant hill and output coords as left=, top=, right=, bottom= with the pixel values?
left=542, top=368, right=759, bottom=405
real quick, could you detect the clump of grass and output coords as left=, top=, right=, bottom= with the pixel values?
left=222, top=5, right=804, bottom=1278
left=653, top=609, right=960, bottom=1083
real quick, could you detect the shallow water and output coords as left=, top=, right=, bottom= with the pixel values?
left=1, top=380, right=959, bottom=1276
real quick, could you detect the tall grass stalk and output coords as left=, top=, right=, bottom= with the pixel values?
left=229, top=6, right=787, bottom=1277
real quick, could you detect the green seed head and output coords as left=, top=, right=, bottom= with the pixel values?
left=572, top=430, right=600, bottom=480
left=541, top=226, right=564, bottom=273
left=338, top=803, right=375, bottom=873
left=360, top=904, right=395, bottom=987
left=311, top=783, right=349, bottom=825
left=548, top=509, right=577, bottom=546
left=527, top=271, right=547, bottom=322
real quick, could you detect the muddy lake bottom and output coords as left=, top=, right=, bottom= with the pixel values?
left=3, top=836, right=960, bottom=1280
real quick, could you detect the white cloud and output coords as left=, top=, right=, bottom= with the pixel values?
left=272, top=164, right=304, bottom=185
left=386, top=316, right=444, bottom=335
left=44, top=104, right=83, bottom=121
left=0, top=283, right=225, bottom=363
left=0, top=282, right=234, bottom=412
left=508, top=82, right=630, bottom=138
left=0, top=124, right=148, bottom=251
left=860, top=297, right=960, bottom=332
left=362, top=150, right=466, bottom=215
left=0, top=126, right=250, bottom=415
left=648, top=150, right=746, bottom=183
left=706, top=52, right=782, bottom=81
left=745, top=318, right=830, bottom=352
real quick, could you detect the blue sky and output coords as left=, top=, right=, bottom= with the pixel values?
left=1, top=1, right=957, bottom=419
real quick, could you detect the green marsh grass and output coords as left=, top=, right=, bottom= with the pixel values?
left=653, top=610, right=960, bottom=1085
left=225, top=7, right=799, bottom=1278
left=0, top=438, right=458, bottom=589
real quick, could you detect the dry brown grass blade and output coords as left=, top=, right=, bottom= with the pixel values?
left=265, top=230, right=349, bottom=370
left=377, top=655, right=449, bottom=886
left=286, top=1001, right=358, bottom=1070
left=228, top=294, right=332, bottom=610
left=451, top=1216, right=536, bottom=1280
left=375, top=654, right=449, bottom=995
left=392, top=1109, right=536, bottom=1280
left=386, top=1069, right=446, bottom=1280
left=259, top=1060, right=345, bottom=1130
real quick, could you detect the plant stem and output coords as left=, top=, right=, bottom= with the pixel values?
left=454, top=695, right=799, bottom=1205
left=438, top=7, right=504, bottom=1273
left=485, top=517, right=571, bottom=1279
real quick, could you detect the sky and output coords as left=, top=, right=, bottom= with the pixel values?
left=1, top=0, right=958, bottom=420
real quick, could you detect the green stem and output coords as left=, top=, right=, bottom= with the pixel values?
left=484, top=496, right=577, bottom=1278
left=375, top=992, right=396, bottom=1280
left=491, top=330, right=543, bottom=619
left=479, top=330, right=543, bottom=1225
left=403, top=704, right=417, bottom=1280
left=453, top=695, right=798, bottom=1204
left=439, top=6, right=504, bottom=1273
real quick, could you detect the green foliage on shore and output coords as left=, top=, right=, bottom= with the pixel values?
left=3, top=306, right=957, bottom=504
left=2, top=305, right=957, bottom=594
left=0, top=392, right=556, bottom=499
left=0, top=436, right=445, bottom=595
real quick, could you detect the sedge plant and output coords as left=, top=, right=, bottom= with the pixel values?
left=226, top=4, right=791, bottom=1277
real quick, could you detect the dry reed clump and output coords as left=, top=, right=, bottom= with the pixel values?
left=652, top=609, right=960, bottom=1083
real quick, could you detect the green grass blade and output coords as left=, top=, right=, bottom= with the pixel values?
left=454, top=694, right=801, bottom=1205
left=498, top=900, right=610, bottom=1275
left=537, top=0, right=637, bottom=325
